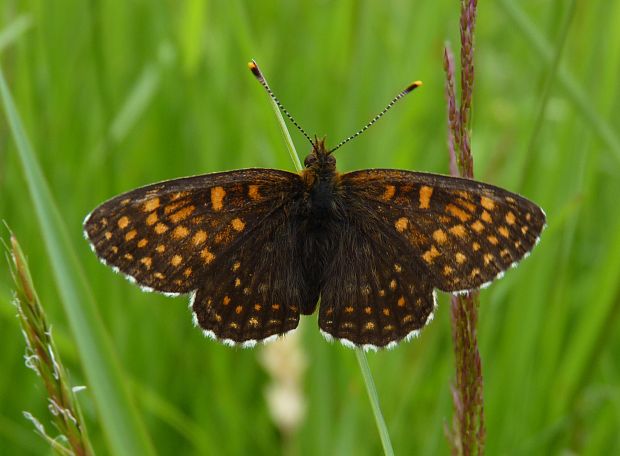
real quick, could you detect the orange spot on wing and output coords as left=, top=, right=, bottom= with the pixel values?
left=231, top=218, right=245, bottom=231
left=446, top=204, right=471, bottom=221
left=364, top=322, right=375, bottom=331
left=248, top=185, right=261, bottom=200
left=418, top=185, right=433, bottom=209
left=481, top=210, right=492, bottom=223
left=223, top=296, right=231, bottom=305
left=143, top=197, right=160, bottom=212
left=395, top=217, right=409, bottom=232
left=146, top=212, right=158, bottom=226
left=140, top=257, right=152, bottom=269
left=125, top=229, right=137, bottom=241
left=156, top=244, right=165, bottom=253
left=344, top=306, right=354, bottom=313
left=505, top=211, right=516, bottom=225
left=211, top=186, right=226, bottom=211
left=481, top=196, right=495, bottom=210
left=192, top=230, right=207, bottom=245
left=488, top=235, right=499, bottom=245
left=154, top=223, right=168, bottom=234
left=382, top=185, right=396, bottom=201
left=137, top=238, right=148, bottom=248
left=449, top=224, right=467, bottom=237
left=184, top=267, right=192, bottom=277
left=170, top=205, right=195, bottom=223
left=201, top=247, right=215, bottom=264
left=397, top=296, right=405, bottom=307
left=117, top=216, right=130, bottom=229
left=173, top=225, right=189, bottom=239
left=456, top=252, right=467, bottom=264
left=104, top=231, right=112, bottom=240
left=364, top=306, right=372, bottom=314
left=499, top=226, right=510, bottom=238
left=472, top=242, right=480, bottom=251
left=471, top=220, right=484, bottom=232
left=422, top=245, right=440, bottom=263
left=171, top=255, right=182, bottom=266
left=235, top=305, right=243, bottom=314
left=432, top=229, right=447, bottom=244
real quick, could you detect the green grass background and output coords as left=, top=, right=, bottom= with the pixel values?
left=1, top=0, right=620, bottom=454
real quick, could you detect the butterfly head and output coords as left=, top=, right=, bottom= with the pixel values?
left=303, top=137, right=336, bottom=173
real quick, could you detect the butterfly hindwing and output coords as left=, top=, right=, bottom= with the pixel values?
left=84, top=169, right=302, bottom=295
left=191, top=205, right=315, bottom=345
left=319, top=214, right=436, bottom=348
left=340, top=169, right=546, bottom=293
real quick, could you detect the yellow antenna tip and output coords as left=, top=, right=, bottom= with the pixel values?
left=405, top=80, right=423, bottom=93
left=248, top=60, right=261, bottom=79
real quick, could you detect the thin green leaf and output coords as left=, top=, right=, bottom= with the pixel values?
left=0, top=65, right=155, bottom=455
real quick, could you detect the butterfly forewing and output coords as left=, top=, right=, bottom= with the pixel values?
left=340, top=169, right=546, bottom=293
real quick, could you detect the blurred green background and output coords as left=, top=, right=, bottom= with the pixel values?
left=1, top=0, right=619, bottom=454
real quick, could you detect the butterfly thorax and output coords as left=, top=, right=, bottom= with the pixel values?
left=300, top=138, right=341, bottom=221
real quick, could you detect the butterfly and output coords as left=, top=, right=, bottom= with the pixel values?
left=83, top=63, right=546, bottom=351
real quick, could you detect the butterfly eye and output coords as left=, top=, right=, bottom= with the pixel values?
left=304, top=155, right=317, bottom=168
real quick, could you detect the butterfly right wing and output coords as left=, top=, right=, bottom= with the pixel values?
left=84, top=169, right=300, bottom=294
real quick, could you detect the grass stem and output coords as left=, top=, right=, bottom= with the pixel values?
left=252, top=60, right=394, bottom=456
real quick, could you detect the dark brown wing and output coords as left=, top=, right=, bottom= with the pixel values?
left=317, top=169, right=545, bottom=350
left=318, top=213, right=437, bottom=350
left=191, top=204, right=312, bottom=346
left=84, top=168, right=311, bottom=345
left=340, top=169, right=546, bottom=293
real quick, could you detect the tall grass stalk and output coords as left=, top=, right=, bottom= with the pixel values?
left=444, top=1, right=486, bottom=455
left=0, top=64, right=155, bottom=455
left=8, top=231, right=95, bottom=456
left=249, top=60, right=394, bottom=456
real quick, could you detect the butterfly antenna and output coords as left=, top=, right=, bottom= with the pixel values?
left=248, top=60, right=314, bottom=147
left=328, top=80, right=423, bottom=154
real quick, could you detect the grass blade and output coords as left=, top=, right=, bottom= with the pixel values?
left=0, top=65, right=155, bottom=455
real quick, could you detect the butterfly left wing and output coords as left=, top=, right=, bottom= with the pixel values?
left=319, top=214, right=437, bottom=349
left=317, top=169, right=545, bottom=349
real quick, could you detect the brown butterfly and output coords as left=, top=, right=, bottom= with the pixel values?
left=83, top=62, right=545, bottom=350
